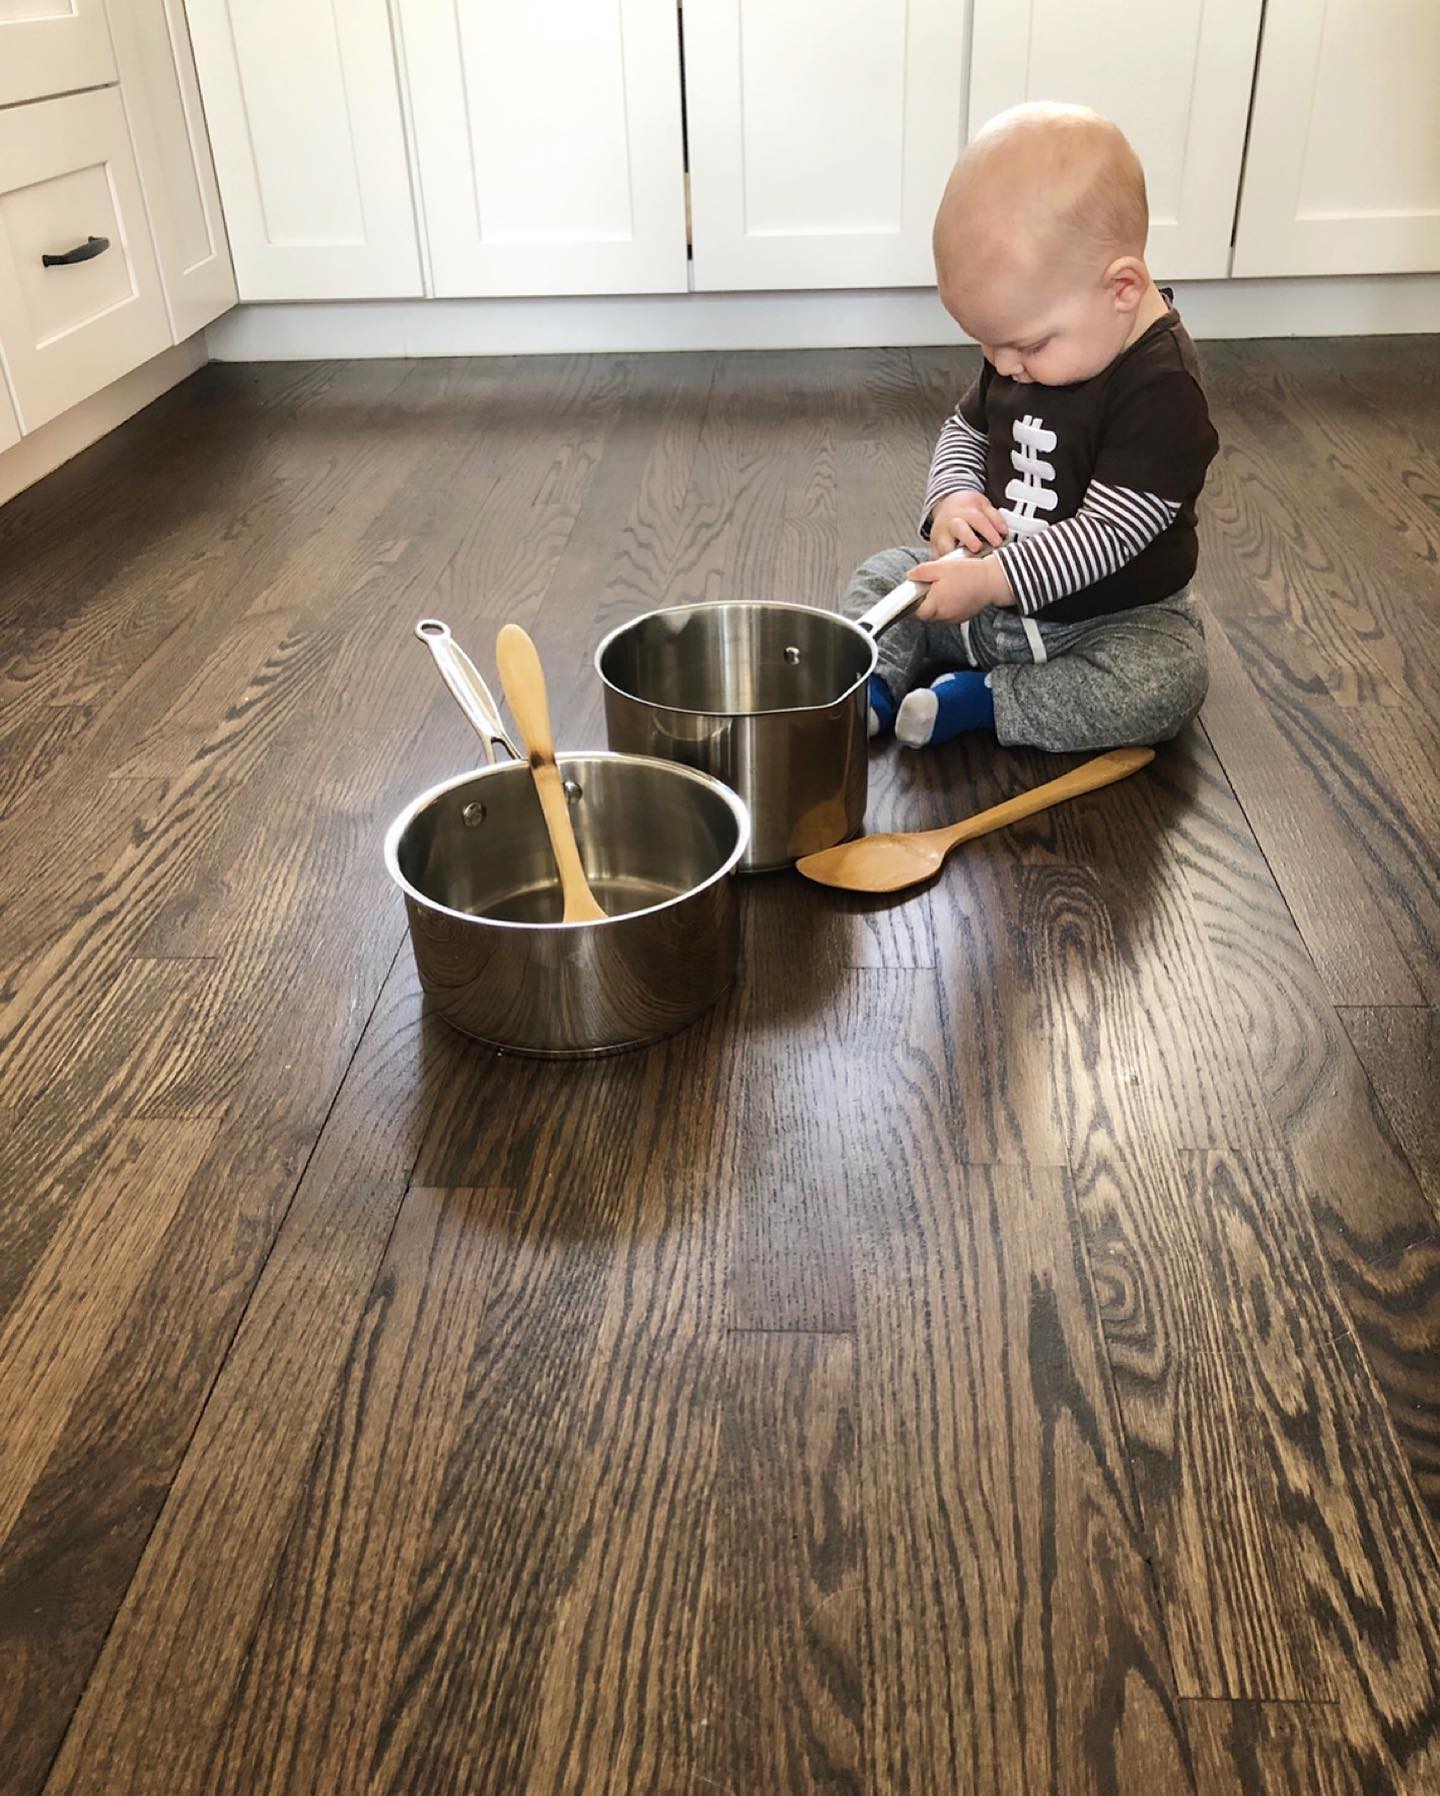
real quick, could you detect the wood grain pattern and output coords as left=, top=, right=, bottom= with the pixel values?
left=1197, top=623, right=1422, bottom=1007
left=1144, top=732, right=1440, bottom=1523
left=857, top=1160, right=1193, bottom=1793
left=0, top=1118, right=218, bottom=1542
left=1193, top=1150, right=1440, bottom=1790
left=1020, top=853, right=1323, bottom=1700
left=1186, top=1699, right=1368, bottom=1796
left=35, top=954, right=464, bottom=1796
left=0, top=339, right=1435, bottom=1796
left=695, top=1332, right=863, bottom=1795
left=202, top=1185, right=507, bottom=1796
left=1340, top=1006, right=1440, bottom=1216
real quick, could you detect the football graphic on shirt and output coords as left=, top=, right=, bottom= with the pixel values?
left=1003, top=414, right=1057, bottom=537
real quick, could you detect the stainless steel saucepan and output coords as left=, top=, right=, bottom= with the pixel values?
left=594, top=549, right=966, bottom=871
left=387, top=620, right=751, bottom=1056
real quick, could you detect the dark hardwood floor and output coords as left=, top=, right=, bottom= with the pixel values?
left=1, top=337, right=1437, bottom=1795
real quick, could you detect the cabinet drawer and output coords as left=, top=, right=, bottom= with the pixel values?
left=0, top=89, right=172, bottom=434
left=0, top=0, right=117, bottom=107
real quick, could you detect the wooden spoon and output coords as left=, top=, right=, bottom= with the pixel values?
left=494, top=623, right=608, bottom=923
left=796, top=746, right=1155, bottom=893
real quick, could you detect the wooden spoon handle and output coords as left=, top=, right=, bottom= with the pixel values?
left=495, top=623, right=606, bottom=923
left=935, top=745, right=1155, bottom=856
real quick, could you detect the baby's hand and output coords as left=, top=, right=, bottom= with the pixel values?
left=930, top=491, right=1009, bottom=555
left=912, top=552, right=1013, bottom=623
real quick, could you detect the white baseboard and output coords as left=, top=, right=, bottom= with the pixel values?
left=0, top=338, right=208, bottom=510
left=205, top=274, right=1440, bottom=361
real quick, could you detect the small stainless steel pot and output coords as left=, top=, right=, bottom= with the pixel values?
left=386, top=753, right=749, bottom=1056
left=595, top=568, right=940, bottom=871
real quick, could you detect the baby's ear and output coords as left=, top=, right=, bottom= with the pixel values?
left=1105, top=256, right=1148, bottom=311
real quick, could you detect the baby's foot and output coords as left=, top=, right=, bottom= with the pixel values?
left=896, top=671, right=995, bottom=749
left=867, top=674, right=898, bottom=739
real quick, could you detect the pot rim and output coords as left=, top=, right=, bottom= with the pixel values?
left=383, top=750, right=752, bottom=934
left=594, top=600, right=877, bottom=720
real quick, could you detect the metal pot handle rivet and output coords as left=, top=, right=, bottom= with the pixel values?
left=462, top=800, right=486, bottom=827
left=563, top=779, right=583, bottom=805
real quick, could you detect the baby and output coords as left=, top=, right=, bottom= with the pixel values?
left=846, top=103, right=1218, bottom=752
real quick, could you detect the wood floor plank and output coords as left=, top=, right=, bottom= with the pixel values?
left=36, top=953, right=465, bottom=1796
left=387, top=972, right=877, bottom=1792
left=199, top=1185, right=508, bottom=1796
left=1193, top=1149, right=1440, bottom=1791
left=1021, top=854, right=1324, bottom=1698
left=1220, top=623, right=1439, bottom=1004
left=0, top=842, right=427, bottom=1789
left=0, top=364, right=348, bottom=654
left=522, top=351, right=718, bottom=740
left=1186, top=1699, right=1370, bottom=1796
left=0, top=1118, right=219, bottom=1544
left=1280, top=340, right=1440, bottom=573
left=517, top=1334, right=720, bottom=1796
left=1340, top=1006, right=1440, bottom=1217
left=692, top=1333, right=863, bottom=1796
left=0, top=951, right=216, bottom=1317
left=0, top=361, right=423, bottom=810
left=1154, top=731, right=1440, bottom=1520
left=106, top=605, right=305, bottom=781
left=1199, top=621, right=1423, bottom=1006
left=0, top=394, right=462, bottom=1096
left=346, top=1075, right=669, bottom=1793
left=856, top=1161, right=1193, bottom=1794
left=481, top=992, right=878, bottom=1795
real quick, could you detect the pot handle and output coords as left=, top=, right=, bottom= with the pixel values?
left=855, top=543, right=974, bottom=638
left=415, top=619, right=519, bottom=764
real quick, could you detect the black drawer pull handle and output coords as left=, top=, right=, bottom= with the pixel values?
left=42, top=235, right=110, bottom=268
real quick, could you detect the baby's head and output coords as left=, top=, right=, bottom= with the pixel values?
left=934, top=104, right=1153, bottom=386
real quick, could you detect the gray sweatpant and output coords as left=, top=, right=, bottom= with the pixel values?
left=843, top=546, right=1208, bottom=753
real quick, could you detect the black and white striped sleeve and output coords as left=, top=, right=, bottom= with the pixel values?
left=920, top=410, right=988, bottom=539
left=994, top=480, right=1180, bottom=615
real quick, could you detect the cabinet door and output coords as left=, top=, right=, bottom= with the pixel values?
left=683, top=0, right=969, bottom=291
left=1233, top=0, right=1440, bottom=276
left=0, top=89, right=171, bottom=433
left=182, top=0, right=421, bottom=299
left=398, top=0, right=687, bottom=296
left=969, top=0, right=1263, bottom=281
left=108, top=0, right=237, bottom=338
left=0, top=372, right=19, bottom=454
left=0, top=0, right=116, bottom=108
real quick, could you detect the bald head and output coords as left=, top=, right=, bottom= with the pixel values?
left=935, top=103, right=1148, bottom=294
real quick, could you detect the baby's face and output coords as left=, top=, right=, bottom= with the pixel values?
left=942, top=265, right=1139, bottom=387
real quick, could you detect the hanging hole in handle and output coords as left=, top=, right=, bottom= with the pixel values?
left=416, top=618, right=449, bottom=641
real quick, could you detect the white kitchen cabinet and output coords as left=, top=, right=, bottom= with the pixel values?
left=108, top=0, right=237, bottom=338
left=1233, top=0, right=1440, bottom=276
left=0, top=0, right=117, bottom=108
left=968, top=0, right=1264, bottom=281
left=0, top=373, right=19, bottom=455
left=182, top=0, right=421, bottom=300
left=683, top=0, right=970, bottom=291
left=398, top=0, right=687, bottom=296
left=0, top=88, right=171, bottom=433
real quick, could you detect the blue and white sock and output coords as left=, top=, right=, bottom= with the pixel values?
left=867, top=674, right=898, bottom=740
left=896, top=671, right=995, bottom=749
